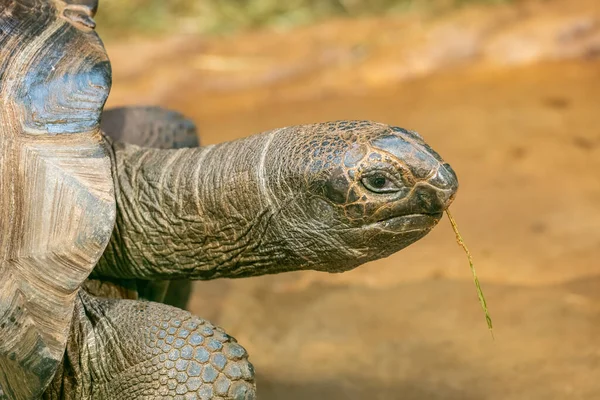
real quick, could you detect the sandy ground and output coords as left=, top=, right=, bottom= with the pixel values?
left=104, top=1, right=600, bottom=398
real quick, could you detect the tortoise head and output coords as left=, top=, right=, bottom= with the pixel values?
left=263, top=121, right=458, bottom=273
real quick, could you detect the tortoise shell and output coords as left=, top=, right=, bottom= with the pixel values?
left=0, top=0, right=115, bottom=397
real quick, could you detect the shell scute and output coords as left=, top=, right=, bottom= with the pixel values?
left=0, top=0, right=114, bottom=398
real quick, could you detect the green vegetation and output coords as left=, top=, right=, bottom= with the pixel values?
left=96, top=0, right=512, bottom=37
left=446, top=209, right=494, bottom=338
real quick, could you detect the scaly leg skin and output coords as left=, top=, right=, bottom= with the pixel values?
left=44, top=292, right=255, bottom=399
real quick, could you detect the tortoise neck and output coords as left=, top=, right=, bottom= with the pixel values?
left=96, top=133, right=293, bottom=280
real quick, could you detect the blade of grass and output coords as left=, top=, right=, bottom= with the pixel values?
left=446, top=208, right=494, bottom=339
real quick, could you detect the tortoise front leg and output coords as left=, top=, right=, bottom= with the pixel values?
left=44, top=291, right=255, bottom=400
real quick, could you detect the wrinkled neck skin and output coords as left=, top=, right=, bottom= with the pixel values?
left=96, top=122, right=455, bottom=281
left=97, top=129, right=319, bottom=280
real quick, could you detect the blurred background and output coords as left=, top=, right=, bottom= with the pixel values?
left=98, top=0, right=600, bottom=398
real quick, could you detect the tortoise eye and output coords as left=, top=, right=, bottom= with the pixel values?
left=361, top=172, right=401, bottom=193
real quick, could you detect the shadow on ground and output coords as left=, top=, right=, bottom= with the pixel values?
left=195, top=277, right=600, bottom=400
left=256, top=375, right=480, bottom=400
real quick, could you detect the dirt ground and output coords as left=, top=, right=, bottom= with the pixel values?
left=104, top=0, right=600, bottom=398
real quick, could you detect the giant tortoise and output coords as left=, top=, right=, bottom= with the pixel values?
left=0, top=0, right=459, bottom=398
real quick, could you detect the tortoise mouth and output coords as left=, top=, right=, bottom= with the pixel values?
left=367, top=212, right=443, bottom=232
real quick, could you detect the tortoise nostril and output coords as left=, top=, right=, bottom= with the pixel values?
left=417, top=191, right=431, bottom=209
